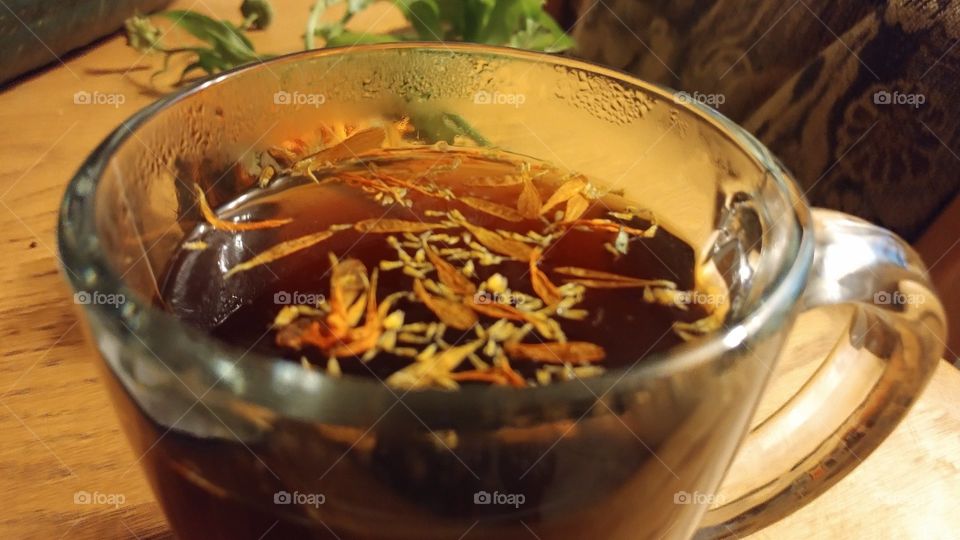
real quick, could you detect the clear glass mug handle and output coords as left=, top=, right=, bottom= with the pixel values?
left=697, top=209, right=947, bottom=538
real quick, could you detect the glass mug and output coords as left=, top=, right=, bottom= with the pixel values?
left=58, top=44, right=946, bottom=539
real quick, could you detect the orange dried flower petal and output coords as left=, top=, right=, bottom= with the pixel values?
left=504, top=341, right=606, bottom=364
left=355, top=219, right=454, bottom=234
left=529, top=247, right=562, bottom=306
left=563, top=193, right=590, bottom=222
left=225, top=229, right=336, bottom=278
left=460, top=196, right=525, bottom=223
left=197, top=185, right=292, bottom=232
left=413, top=279, right=478, bottom=330
left=540, top=177, right=587, bottom=215
left=425, top=244, right=476, bottom=296
left=517, top=177, right=542, bottom=219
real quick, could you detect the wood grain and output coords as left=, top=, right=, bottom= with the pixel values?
left=0, top=1, right=957, bottom=538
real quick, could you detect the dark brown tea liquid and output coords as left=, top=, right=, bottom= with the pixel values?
left=161, top=146, right=717, bottom=386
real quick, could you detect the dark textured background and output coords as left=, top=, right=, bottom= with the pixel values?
left=572, top=0, right=960, bottom=242
left=0, top=0, right=172, bottom=85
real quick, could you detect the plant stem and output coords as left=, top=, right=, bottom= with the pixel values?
left=305, top=0, right=332, bottom=50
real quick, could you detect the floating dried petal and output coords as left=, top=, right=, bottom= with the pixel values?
left=517, top=177, right=542, bottom=219
left=424, top=244, right=476, bottom=296
left=459, top=196, right=525, bottom=222
left=540, top=177, right=588, bottom=215
left=413, top=279, right=478, bottom=330
left=225, top=229, right=336, bottom=278
left=355, top=219, right=454, bottom=234
left=197, top=185, right=292, bottom=232
left=529, top=248, right=563, bottom=306
left=504, top=341, right=606, bottom=364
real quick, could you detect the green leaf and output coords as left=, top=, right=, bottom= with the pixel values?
left=508, top=15, right=575, bottom=52
left=395, top=0, right=442, bottom=40
left=124, top=15, right=164, bottom=52
left=477, top=0, right=529, bottom=45
left=162, top=11, right=259, bottom=65
left=530, top=9, right=575, bottom=51
left=408, top=110, right=490, bottom=146
left=347, top=0, right=374, bottom=14
left=461, top=0, right=497, bottom=42
left=179, top=48, right=230, bottom=82
left=324, top=31, right=403, bottom=47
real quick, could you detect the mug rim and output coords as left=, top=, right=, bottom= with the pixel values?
left=58, top=42, right=815, bottom=423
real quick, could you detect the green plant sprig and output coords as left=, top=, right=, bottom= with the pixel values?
left=125, top=0, right=574, bottom=83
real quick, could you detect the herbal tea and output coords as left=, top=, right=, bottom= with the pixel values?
left=160, top=121, right=727, bottom=389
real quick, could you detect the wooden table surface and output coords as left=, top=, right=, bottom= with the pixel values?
left=1, top=1, right=958, bottom=538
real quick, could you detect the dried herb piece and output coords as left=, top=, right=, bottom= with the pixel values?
left=386, top=340, right=484, bottom=390
left=182, top=240, right=208, bottom=251
left=563, top=193, right=590, bottom=222
left=424, top=244, right=476, bottom=296
left=457, top=220, right=534, bottom=261
left=284, top=262, right=383, bottom=358
left=328, top=268, right=382, bottom=357
left=449, top=362, right=527, bottom=387
left=529, top=247, right=562, bottom=306
left=554, top=218, right=657, bottom=237
left=302, top=126, right=386, bottom=164
left=328, top=259, right=370, bottom=331
left=468, top=301, right=553, bottom=338
left=459, top=175, right=524, bottom=187
left=355, top=219, right=454, bottom=234
left=497, top=360, right=527, bottom=388
left=196, top=185, right=292, bottom=232
left=258, top=165, right=276, bottom=188
left=673, top=315, right=725, bottom=341
left=459, top=196, right=525, bottom=223
left=540, top=177, right=587, bottom=215
left=450, top=370, right=509, bottom=385
left=225, top=229, right=337, bottom=278
left=517, top=177, right=542, bottom=219
left=413, top=279, right=478, bottom=330
left=504, top=341, right=606, bottom=364
left=554, top=266, right=676, bottom=289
